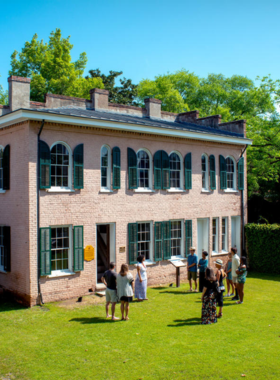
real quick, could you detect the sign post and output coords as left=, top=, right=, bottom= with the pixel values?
left=170, top=260, right=187, bottom=288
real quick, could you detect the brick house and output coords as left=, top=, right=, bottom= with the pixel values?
left=0, top=76, right=252, bottom=306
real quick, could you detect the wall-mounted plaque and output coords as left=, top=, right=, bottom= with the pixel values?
left=84, top=245, right=95, bottom=261
left=119, top=246, right=126, bottom=253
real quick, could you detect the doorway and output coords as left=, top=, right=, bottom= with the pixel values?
left=231, top=216, right=241, bottom=256
left=96, top=224, right=116, bottom=284
left=197, top=218, right=209, bottom=261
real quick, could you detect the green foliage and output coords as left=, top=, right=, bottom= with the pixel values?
left=87, top=69, right=138, bottom=106
left=245, top=223, right=280, bottom=273
left=0, top=76, right=8, bottom=105
left=9, top=29, right=103, bottom=102
left=1, top=277, right=280, bottom=379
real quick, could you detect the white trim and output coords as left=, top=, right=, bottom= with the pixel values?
left=46, top=188, right=74, bottom=193
left=49, top=225, right=73, bottom=275
left=211, top=251, right=229, bottom=256
left=0, top=190, right=6, bottom=194
left=134, top=189, right=155, bottom=193
left=50, top=141, right=72, bottom=190
left=225, top=156, right=236, bottom=190
left=170, top=219, right=184, bottom=259
left=169, top=151, right=183, bottom=189
left=201, top=189, right=211, bottom=193
left=136, top=148, right=152, bottom=190
left=100, top=144, right=111, bottom=190
left=99, top=189, right=114, bottom=193
left=136, top=220, right=154, bottom=262
left=47, top=271, right=75, bottom=278
left=212, top=217, right=219, bottom=254
left=167, top=189, right=186, bottom=193
left=0, top=110, right=253, bottom=146
left=221, top=217, right=228, bottom=252
left=223, top=189, right=239, bottom=193
left=201, top=153, right=209, bottom=190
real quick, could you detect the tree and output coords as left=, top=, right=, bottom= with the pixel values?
left=138, top=70, right=280, bottom=201
left=87, top=69, right=138, bottom=106
left=0, top=76, right=8, bottom=105
left=9, top=29, right=103, bottom=102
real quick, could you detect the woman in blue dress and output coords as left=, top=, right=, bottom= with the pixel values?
left=225, top=252, right=234, bottom=297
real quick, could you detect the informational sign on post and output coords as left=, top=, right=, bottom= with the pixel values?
left=170, top=260, right=187, bottom=287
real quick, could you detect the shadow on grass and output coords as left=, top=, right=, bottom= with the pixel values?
left=247, top=272, right=280, bottom=282
left=69, top=317, right=123, bottom=324
left=168, top=317, right=201, bottom=327
left=0, top=297, right=27, bottom=313
left=160, top=290, right=198, bottom=295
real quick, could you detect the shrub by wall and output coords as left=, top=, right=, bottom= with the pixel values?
left=245, top=223, right=280, bottom=274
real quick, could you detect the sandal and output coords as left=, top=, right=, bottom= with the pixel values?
left=217, top=313, right=223, bottom=318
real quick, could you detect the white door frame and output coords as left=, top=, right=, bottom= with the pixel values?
left=231, top=216, right=241, bottom=256
left=197, top=218, right=209, bottom=261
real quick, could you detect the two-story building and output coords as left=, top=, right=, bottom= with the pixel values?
left=0, top=76, right=252, bottom=306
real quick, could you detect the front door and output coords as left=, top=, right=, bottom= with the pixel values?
left=97, top=225, right=110, bottom=284
left=197, top=218, right=209, bottom=261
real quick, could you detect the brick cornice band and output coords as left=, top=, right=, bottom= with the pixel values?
left=144, top=98, right=162, bottom=104
left=89, top=88, right=110, bottom=95
left=8, top=76, right=31, bottom=83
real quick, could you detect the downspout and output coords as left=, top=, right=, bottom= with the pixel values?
left=239, top=144, right=248, bottom=256
left=37, top=120, right=45, bottom=305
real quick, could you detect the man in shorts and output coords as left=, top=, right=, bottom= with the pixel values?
left=231, top=247, right=240, bottom=301
left=101, top=262, right=119, bottom=320
left=187, top=247, right=198, bottom=292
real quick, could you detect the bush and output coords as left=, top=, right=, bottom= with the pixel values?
left=245, top=223, right=280, bottom=274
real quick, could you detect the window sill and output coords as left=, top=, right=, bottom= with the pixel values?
left=134, top=189, right=155, bottom=193
left=212, top=251, right=229, bottom=256
left=134, top=260, right=156, bottom=266
left=167, top=189, right=186, bottom=193
left=223, top=189, right=239, bottom=193
left=201, top=189, right=211, bottom=193
left=46, top=188, right=75, bottom=193
left=0, top=270, right=7, bottom=274
left=169, top=256, right=187, bottom=261
left=99, top=189, right=114, bottom=193
left=0, top=190, right=6, bottom=194
left=47, top=271, right=75, bottom=278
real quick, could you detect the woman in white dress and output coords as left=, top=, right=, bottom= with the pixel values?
left=134, top=255, right=148, bottom=301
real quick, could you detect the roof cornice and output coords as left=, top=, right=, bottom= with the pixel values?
left=0, top=109, right=252, bottom=146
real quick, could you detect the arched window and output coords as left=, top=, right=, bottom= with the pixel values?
left=101, top=145, right=111, bottom=189
left=169, top=152, right=182, bottom=189
left=51, top=142, right=71, bottom=189
left=0, top=146, right=3, bottom=190
left=137, top=149, right=151, bottom=189
left=201, top=154, right=208, bottom=190
left=226, top=157, right=236, bottom=190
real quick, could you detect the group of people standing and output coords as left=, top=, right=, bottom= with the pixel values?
left=187, top=246, right=248, bottom=325
left=101, top=255, right=147, bottom=321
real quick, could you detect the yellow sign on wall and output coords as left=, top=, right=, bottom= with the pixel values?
left=84, top=245, right=95, bottom=261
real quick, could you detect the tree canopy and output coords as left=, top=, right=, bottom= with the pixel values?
left=9, top=29, right=103, bottom=102
left=138, top=70, right=280, bottom=200
left=87, top=69, right=138, bottom=106
left=0, top=76, right=8, bottom=105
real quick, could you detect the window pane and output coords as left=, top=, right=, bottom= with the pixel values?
left=171, top=221, right=182, bottom=256
left=137, top=151, right=150, bottom=188
left=51, top=227, right=69, bottom=272
left=51, top=144, right=70, bottom=188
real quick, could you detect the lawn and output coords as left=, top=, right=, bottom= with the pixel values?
left=0, top=273, right=280, bottom=380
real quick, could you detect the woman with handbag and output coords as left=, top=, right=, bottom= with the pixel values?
left=201, top=267, right=218, bottom=325
left=215, top=259, right=227, bottom=318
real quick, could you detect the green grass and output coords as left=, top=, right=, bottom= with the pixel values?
left=0, top=272, right=280, bottom=380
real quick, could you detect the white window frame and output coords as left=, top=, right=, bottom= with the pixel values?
left=136, top=149, right=152, bottom=191
left=225, top=156, right=236, bottom=191
left=0, top=226, right=5, bottom=273
left=0, top=145, right=4, bottom=192
left=201, top=153, right=209, bottom=191
left=137, top=221, right=153, bottom=263
left=222, top=217, right=228, bottom=252
left=100, top=144, right=111, bottom=190
left=49, top=141, right=72, bottom=192
left=169, top=151, right=183, bottom=191
left=49, top=225, right=73, bottom=277
left=212, top=218, right=219, bottom=254
left=170, top=219, right=184, bottom=259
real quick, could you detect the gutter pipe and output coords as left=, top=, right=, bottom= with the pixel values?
left=239, top=144, right=248, bottom=256
left=37, top=120, right=45, bottom=305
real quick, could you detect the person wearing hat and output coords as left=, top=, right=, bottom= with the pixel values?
left=215, top=259, right=227, bottom=318
left=187, top=247, right=198, bottom=292
left=198, top=251, right=208, bottom=292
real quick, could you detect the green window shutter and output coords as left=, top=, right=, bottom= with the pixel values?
left=127, top=148, right=138, bottom=189
left=112, top=147, right=121, bottom=189
left=73, top=144, right=84, bottom=189
left=209, top=155, right=216, bottom=190
left=74, top=226, right=84, bottom=272
left=154, top=222, right=163, bottom=261
left=162, top=151, right=170, bottom=189
left=162, top=221, right=171, bottom=260
left=39, top=141, right=51, bottom=189
left=128, top=223, right=138, bottom=264
left=238, top=157, right=244, bottom=190
left=3, top=226, right=11, bottom=272
left=185, top=220, right=192, bottom=255
left=3, top=145, right=10, bottom=190
left=40, top=227, right=51, bottom=276
left=154, top=150, right=162, bottom=190
left=219, top=155, right=227, bottom=190
left=184, top=153, right=192, bottom=190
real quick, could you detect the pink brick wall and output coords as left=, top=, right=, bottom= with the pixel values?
left=25, top=121, right=247, bottom=305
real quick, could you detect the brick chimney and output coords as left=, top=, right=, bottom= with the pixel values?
left=144, top=98, right=162, bottom=119
left=8, top=76, right=31, bottom=111
left=90, top=88, right=109, bottom=110
left=176, top=110, right=199, bottom=124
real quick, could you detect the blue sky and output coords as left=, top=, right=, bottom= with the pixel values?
left=0, top=0, right=279, bottom=91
